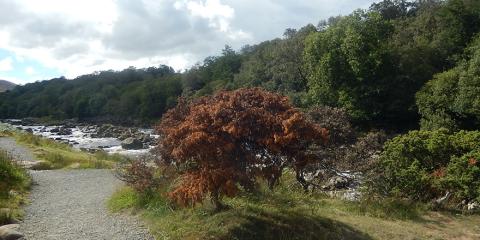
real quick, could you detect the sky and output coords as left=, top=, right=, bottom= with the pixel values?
left=0, top=0, right=377, bottom=85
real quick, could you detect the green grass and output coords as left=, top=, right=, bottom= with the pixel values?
left=13, top=132, right=125, bottom=169
left=0, top=150, right=31, bottom=225
left=109, top=173, right=480, bottom=240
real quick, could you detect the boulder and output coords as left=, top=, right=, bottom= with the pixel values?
left=57, top=127, right=72, bottom=135
left=323, top=176, right=351, bottom=190
left=121, top=137, right=144, bottom=150
left=467, top=202, right=480, bottom=212
left=0, top=224, right=24, bottom=240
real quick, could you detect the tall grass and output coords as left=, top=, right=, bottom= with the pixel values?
left=0, top=150, right=30, bottom=224
left=109, top=170, right=453, bottom=240
left=14, top=132, right=126, bottom=169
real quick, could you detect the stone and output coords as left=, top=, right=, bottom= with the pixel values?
left=0, top=224, right=24, bottom=240
left=323, top=176, right=351, bottom=190
left=121, top=137, right=144, bottom=150
left=57, top=127, right=72, bottom=135
left=467, top=202, right=479, bottom=212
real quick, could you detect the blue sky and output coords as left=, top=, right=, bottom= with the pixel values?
left=0, top=0, right=377, bottom=85
left=0, top=49, right=61, bottom=84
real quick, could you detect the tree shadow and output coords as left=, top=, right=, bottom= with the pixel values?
left=219, top=208, right=373, bottom=240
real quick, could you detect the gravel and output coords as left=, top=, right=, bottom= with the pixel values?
left=0, top=137, right=42, bottom=168
left=18, top=169, right=154, bottom=240
left=1, top=136, right=154, bottom=240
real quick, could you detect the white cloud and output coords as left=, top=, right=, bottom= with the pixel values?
left=0, top=57, right=13, bottom=72
left=0, top=0, right=378, bottom=82
left=25, top=66, right=35, bottom=75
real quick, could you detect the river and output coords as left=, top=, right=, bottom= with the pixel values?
left=2, top=121, right=157, bottom=158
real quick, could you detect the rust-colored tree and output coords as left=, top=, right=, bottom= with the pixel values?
left=156, top=88, right=328, bottom=209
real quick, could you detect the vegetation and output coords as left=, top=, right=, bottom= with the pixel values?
left=109, top=173, right=480, bottom=240
left=0, top=150, right=30, bottom=224
left=156, top=88, right=328, bottom=209
left=13, top=132, right=125, bottom=169
left=417, top=35, right=480, bottom=130
left=369, top=129, right=480, bottom=207
left=0, top=66, right=182, bottom=124
left=1, top=0, right=480, bottom=238
left=0, top=0, right=477, bottom=131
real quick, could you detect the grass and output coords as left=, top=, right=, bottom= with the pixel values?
left=13, top=132, right=125, bottom=169
left=0, top=150, right=31, bottom=225
left=109, top=172, right=480, bottom=240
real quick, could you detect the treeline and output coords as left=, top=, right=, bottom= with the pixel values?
left=1, top=0, right=479, bottom=130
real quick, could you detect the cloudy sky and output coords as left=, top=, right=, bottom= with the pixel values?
left=0, top=0, right=376, bottom=84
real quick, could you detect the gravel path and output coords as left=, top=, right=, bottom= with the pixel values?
left=0, top=137, right=42, bottom=168
left=18, top=170, right=154, bottom=240
left=0, top=137, right=154, bottom=240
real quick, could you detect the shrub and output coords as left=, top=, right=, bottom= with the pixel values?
left=370, top=129, right=480, bottom=206
left=0, top=150, right=30, bottom=224
left=442, top=152, right=480, bottom=203
left=115, top=157, right=159, bottom=193
left=304, top=106, right=387, bottom=188
left=0, top=150, right=29, bottom=197
left=156, top=88, right=328, bottom=209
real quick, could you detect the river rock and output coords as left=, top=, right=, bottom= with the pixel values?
left=467, top=202, right=480, bottom=212
left=323, top=176, right=351, bottom=190
left=121, top=137, right=144, bottom=150
left=57, top=127, right=72, bottom=135
left=0, top=224, right=24, bottom=240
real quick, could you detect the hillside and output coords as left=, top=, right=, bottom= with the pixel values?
left=0, top=0, right=479, bottom=131
left=0, top=80, right=16, bottom=92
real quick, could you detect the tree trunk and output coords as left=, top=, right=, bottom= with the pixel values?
left=211, top=191, right=224, bottom=211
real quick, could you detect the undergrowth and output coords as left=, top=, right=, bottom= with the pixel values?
left=13, top=132, right=125, bottom=169
left=0, top=150, right=30, bottom=225
left=108, top=172, right=480, bottom=240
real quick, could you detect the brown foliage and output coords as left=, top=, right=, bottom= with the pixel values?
left=114, top=157, right=156, bottom=192
left=156, top=88, right=328, bottom=208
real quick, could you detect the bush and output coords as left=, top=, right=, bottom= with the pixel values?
left=156, top=88, right=328, bottom=209
left=442, top=152, right=480, bottom=203
left=0, top=150, right=30, bottom=224
left=370, top=129, right=480, bottom=206
left=0, top=151, right=29, bottom=196
left=303, top=106, right=387, bottom=188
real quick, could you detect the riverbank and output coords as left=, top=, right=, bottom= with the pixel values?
left=1, top=120, right=158, bottom=158
left=110, top=174, right=480, bottom=240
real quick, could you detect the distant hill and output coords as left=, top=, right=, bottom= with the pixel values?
left=0, top=80, right=16, bottom=92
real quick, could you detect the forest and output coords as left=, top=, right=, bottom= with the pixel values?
left=0, top=0, right=478, bottom=131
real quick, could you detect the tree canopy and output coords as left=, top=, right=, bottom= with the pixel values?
left=156, top=88, right=328, bottom=208
left=1, top=0, right=479, bottom=131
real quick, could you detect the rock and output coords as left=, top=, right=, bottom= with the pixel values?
left=0, top=225, right=19, bottom=231
left=50, top=127, right=60, bottom=133
left=0, top=224, right=24, bottom=240
left=57, top=127, right=72, bottom=135
left=467, top=202, right=480, bottom=212
left=24, top=128, right=33, bottom=133
left=121, top=137, right=144, bottom=150
left=323, top=176, right=351, bottom=190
